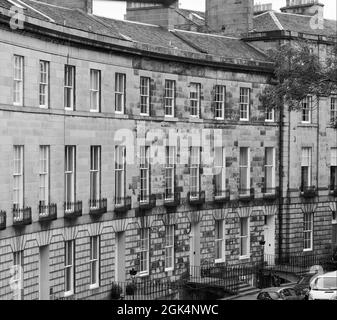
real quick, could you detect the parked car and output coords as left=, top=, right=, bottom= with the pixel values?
left=257, top=287, right=305, bottom=300
left=292, top=272, right=320, bottom=300
left=308, top=271, right=337, bottom=300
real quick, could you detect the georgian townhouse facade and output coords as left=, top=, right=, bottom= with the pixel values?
left=0, top=0, right=280, bottom=300
left=0, top=0, right=336, bottom=301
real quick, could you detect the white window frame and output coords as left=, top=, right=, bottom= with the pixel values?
left=140, top=76, right=150, bottom=116
left=264, top=147, right=275, bottom=192
left=301, top=147, right=312, bottom=189
left=239, top=88, right=250, bottom=121
left=64, top=65, right=75, bottom=111
left=90, top=69, right=101, bottom=113
left=215, top=219, right=226, bottom=263
left=115, top=73, right=125, bottom=114
left=89, top=236, right=100, bottom=289
left=13, top=55, right=24, bottom=106
left=239, top=147, right=250, bottom=194
left=214, top=85, right=225, bottom=120
left=190, top=147, right=200, bottom=198
left=239, top=217, right=250, bottom=259
left=164, top=79, right=175, bottom=117
left=39, top=60, right=49, bottom=109
left=301, top=96, right=312, bottom=124
left=39, top=146, right=50, bottom=216
left=190, top=83, right=201, bottom=118
left=13, top=146, right=24, bottom=221
left=303, top=212, right=313, bottom=252
left=265, top=108, right=274, bottom=122
left=165, top=225, right=174, bottom=272
left=165, top=146, right=175, bottom=201
left=331, top=97, right=337, bottom=122
left=214, top=147, right=226, bottom=195
left=65, top=146, right=76, bottom=213
left=115, top=146, right=126, bottom=205
left=332, top=211, right=337, bottom=225
left=139, top=228, right=149, bottom=276
left=64, top=240, right=75, bottom=297
left=13, top=251, right=24, bottom=300
left=140, top=146, right=150, bottom=202
left=90, top=146, right=101, bottom=208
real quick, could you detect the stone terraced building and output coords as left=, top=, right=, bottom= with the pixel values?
left=0, top=0, right=336, bottom=300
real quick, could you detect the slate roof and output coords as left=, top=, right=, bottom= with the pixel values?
left=253, top=11, right=337, bottom=37
left=173, top=30, right=268, bottom=61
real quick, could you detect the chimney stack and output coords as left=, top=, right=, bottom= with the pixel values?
left=125, top=1, right=179, bottom=29
left=205, top=0, right=254, bottom=36
left=35, top=0, right=93, bottom=13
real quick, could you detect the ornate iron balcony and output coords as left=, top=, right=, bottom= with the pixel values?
left=64, top=201, right=82, bottom=219
left=114, top=196, right=132, bottom=214
left=0, top=211, right=6, bottom=230
left=238, top=188, right=255, bottom=201
left=188, top=191, right=206, bottom=206
left=89, top=198, right=107, bottom=216
left=300, top=186, right=317, bottom=198
left=163, top=192, right=181, bottom=207
left=262, top=187, right=279, bottom=200
left=39, top=202, right=57, bottom=222
left=214, top=189, right=230, bottom=203
left=13, top=207, right=32, bottom=226
left=329, top=185, right=337, bottom=197
left=138, top=194, right=156, bottom=211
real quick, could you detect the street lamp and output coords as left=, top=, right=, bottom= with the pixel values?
left=129, top=268, right=137, bottom=300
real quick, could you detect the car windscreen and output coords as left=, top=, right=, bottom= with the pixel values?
left=314, top=277, right=337, bottom=290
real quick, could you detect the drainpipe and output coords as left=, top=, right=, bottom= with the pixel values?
left=278, top=99, right=284, bottom=262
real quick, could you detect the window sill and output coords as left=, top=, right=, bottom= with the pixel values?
left=265, top=120, right=274, bottom=123
left=165, top=268, right=174, bottom=273
left=215, top=117, right=224, bottom=121
left=89, top=284, right=99, bottom=290
left=39, top=105, right=49, bottom=109
left=138, top=272, right=149, bottom=278
left=303, top=248, right=313, bottom=253
left=239, top=255, right=250, bottom=261
left=140, top=113, right=149, bottom=117
left=215, top=259, right=226, bottom=264
left=90, top=109, right=99, bottom=113
left=239, top=119, right=249, bottom=122
left=64, top=291, right=74, bottom=298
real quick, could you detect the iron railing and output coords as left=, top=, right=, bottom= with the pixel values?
left=64, top=201, right=82, bottom=218
left=114, top=196, right=132, bottom=213
left=261, top=187, right=279, bottom=200
left=138, top=194, right=156, bottom=211
left=188, top=191, right=206, bottom=205
left=300, top=186, right=317, bottom=198
left=214, top=189, right=230, bottom=202
left=39, top=203, right=57, bottom=222
left=163, top=192, right=181, bottom=207
left=238, top=188, right=255, bottom=201
left=89, top=198, right=107, bottom=216
left=13, top=207, right=32, bottom=226
left=109, top=280, right=177, bottom=300
left=0, top=211, right=6, bottom=230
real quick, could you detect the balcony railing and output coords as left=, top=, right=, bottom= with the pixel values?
left=300, top=186, right=317, bottom=198
left=13, top=207, right=32, bottom=226
left=89, top=198, right=107, bottom=216
left=163, top=192, right=181, bottom=207
left=214, top=189, right=230, bottom=203
left=238, top=188, right=255, bottom=201
left=329, top=185, right=337, bottom=197
left=114, top=196, right=132, bottom=213
left=138, top=194, right=156, bottom=211
left=0, top=211, right=6, bottom=230
left=39, top=203, right=57, bottom=222
left=262, top=187, right=279, bottom=200
left=64, top=201, right=82, bottom=219
left=188, top=191, right=206, bottom=206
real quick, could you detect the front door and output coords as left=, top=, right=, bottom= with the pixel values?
left=39, top=245, right=50, bottom=300
left=264, top=215, right=275, bottom=265
left=189, top=222, right=200, bottom=277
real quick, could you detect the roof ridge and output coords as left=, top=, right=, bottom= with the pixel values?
left=173, top=28, right=240, bottom=40
left=101, top=16, right=160, bottom=28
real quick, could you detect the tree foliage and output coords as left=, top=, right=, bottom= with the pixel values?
left=259, top=41, right=337, bottom=114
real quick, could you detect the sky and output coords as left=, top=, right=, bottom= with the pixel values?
left=93, top=0, right=337, bottom=20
